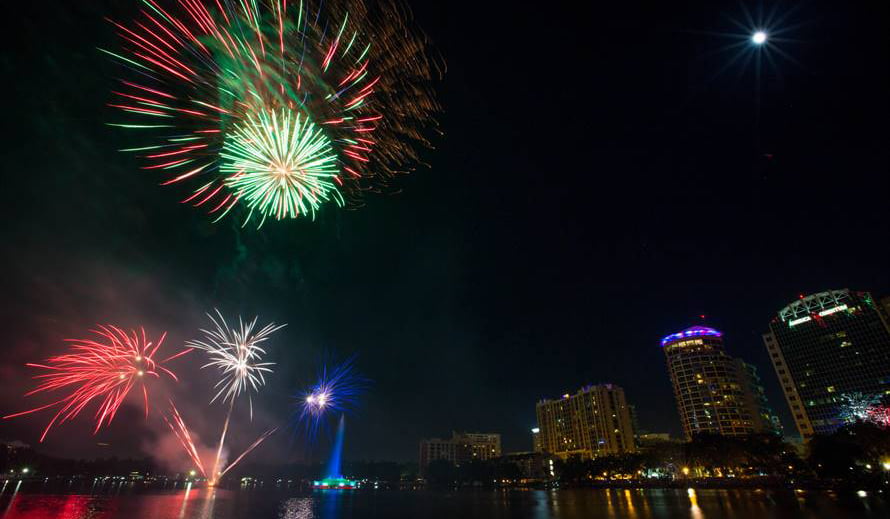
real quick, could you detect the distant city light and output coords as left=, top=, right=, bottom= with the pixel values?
left=21, top=467, right=30, bottom=474
left=531, top=427, right=540, bottom=434
left=311, top=477, right=358, bottom=489
left=752, top=31, right=767, bottom=45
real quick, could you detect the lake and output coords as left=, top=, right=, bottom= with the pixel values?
left=0, top=482, right=887, bottom=518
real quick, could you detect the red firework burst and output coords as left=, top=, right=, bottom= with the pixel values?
left=4, top=325, right=191, bottom=442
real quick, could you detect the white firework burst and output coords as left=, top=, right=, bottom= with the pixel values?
left=187, top=310, right=285, bottom=417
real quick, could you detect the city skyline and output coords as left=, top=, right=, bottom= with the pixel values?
left=1, top=0, right=888, bottom=465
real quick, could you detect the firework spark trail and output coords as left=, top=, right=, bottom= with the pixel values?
left=296, top=356, right=367, bottom=439
left=217, top=427, right=278, bottom=479
left=186, top=310, right=285, bottom=483
left=209, top=398, right=235, bottom=485
left=105, top=0, right=442, bottom=227
left=163, top=400, right=207, bottom=477
left=3, top=326, right=190, bottom=442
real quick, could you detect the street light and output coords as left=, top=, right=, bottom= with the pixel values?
left=751, top=31, right=767, bottom=45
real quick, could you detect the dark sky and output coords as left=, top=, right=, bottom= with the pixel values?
left=0, top=1, right=887, bottom=465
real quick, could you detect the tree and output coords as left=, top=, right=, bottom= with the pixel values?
left=557, top=455, right=590, bottom=485
left=425, top=459, right=456, bottom=487
left=808, top=421, right=890, bottom=482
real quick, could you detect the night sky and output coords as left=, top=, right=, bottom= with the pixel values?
left=1, top=1, right=887, bottom=465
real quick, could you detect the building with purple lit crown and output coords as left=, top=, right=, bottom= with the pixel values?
left=763, top=289, right=890, bottom=437
left=662, top=326, right=777, bottom=439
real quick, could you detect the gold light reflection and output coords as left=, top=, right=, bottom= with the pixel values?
left=688, top=488, right=704, bottom=519
left=622, top=488, right=637, bottom=519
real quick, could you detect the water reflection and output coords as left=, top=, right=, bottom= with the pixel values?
left=622, top=489, right=637, bottom=519
left=177, top=482, right=192, bottom=519
left=280, top=498, right=313, bottom=519
left=2, top=481, right=21, bottom=517
left=197, top=488, right=217, bottom=519
left=687, top=488, right=704, bottom=519
left=0, top=485, right=887, bottom=518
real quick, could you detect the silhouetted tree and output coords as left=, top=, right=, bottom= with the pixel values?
left=808, top=421, right=890, bottom=483
left=424, top=459, right=456, bottom=487
left=557, top=455, right=590, bottom=485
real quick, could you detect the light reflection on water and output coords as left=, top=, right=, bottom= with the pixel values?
left=280, top=498, right=313, bottom=519
left=0, top=483, right=887, bottom=519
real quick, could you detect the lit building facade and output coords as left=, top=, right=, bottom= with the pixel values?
left=453, top=432, right=502, bottom=463
left=418, top=438, right=456, bottom=476
left=662, top=326, right=773, bottom=439
left=535, top=384, right=636, bottom=460
left=418, top=432, right=502, bottom=475
left=763, top=289, right=890, bottom=437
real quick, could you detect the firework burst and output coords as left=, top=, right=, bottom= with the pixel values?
left=186, top=310, right=284, bottom=416
left=105, top=0, right=442, bottom=227
left=221, top=108, right=342, bottom=220
left=4, top=326, right=190, bottom=442
left=186, top=310, right=285, bottom=484
left=296, top=356, right=366, bottom=438
left=839, top=392, right=887, bottom=425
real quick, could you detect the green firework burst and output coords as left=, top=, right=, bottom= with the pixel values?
left=221, top=109, right=343, bottom=226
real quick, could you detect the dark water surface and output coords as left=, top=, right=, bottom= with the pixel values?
left=0, top=482, right=887, bottom=518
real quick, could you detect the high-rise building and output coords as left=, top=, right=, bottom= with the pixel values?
left=662, top=326, right=774, bottom=439
left=737, top=360, right=783, bottom=436
left=418, top=432, right=502, bottom=476
left=418, top=437, right=456, bottom=476
left=628, top=404, right=641, bottom=438
left=452, top=432, right=502, bottom=463
left=763, top=289, right=890, bottom=437
left=535, top=384, right=636, bottom=460
left=531, top=427, right=542, bottom=453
